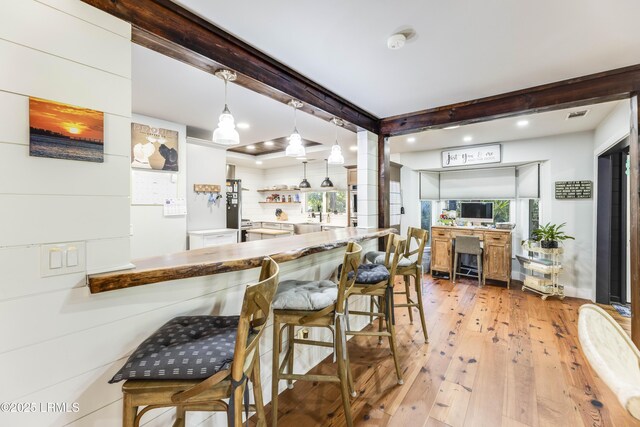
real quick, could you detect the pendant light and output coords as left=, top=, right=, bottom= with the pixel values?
left=286, top=100, right=305, bottom=157
left=327, top=117, right=345, bottom=165
left=321, top=159, right=334, bottom=188
left=212, top=69, right=240, bottom=146
left=299, top=161, right=311, bottom=190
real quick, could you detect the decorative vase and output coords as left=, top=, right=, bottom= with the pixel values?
left=540, top=240, right=558, bottom=249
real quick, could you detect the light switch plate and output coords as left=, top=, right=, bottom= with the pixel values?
left=41, top=241, right=86, bottom=277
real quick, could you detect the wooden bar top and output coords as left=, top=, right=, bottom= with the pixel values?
left=87, top=227, right=392, bottom=294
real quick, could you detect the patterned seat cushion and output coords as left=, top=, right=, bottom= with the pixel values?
left=364, top=251, right=413, bottom=267
left=339, top=263, right=390, bottom=284
left=272, top=280, right=338, bottom=311
left=109, top=316, right=238, bottom=383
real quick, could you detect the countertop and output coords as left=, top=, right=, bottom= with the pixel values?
left=246, top=228, right=291, bottom=235
left=87, top=228, right=392, bottom=294
left=187, top=228, right=237, bottom=235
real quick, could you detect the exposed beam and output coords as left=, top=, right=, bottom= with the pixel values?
left=81, top=0, right=379, bottom=134
left=631, top=96, right=640, bottom=347
left=380, top=64, right=640, bottom=136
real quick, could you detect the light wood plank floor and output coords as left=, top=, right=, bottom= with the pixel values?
left=262, top=275, right=640, bottom=427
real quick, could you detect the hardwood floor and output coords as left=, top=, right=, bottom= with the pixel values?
left=262, top=275, right=640, bottom=427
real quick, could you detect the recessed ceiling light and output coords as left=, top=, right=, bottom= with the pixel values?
left=463, top=136, right=473, bottom=142
left=246, top=145, right=256, bottom=150
left=350, top=145, right=358, bottom=151
left=407, top=137, right=416, bottom=143
left=255, top=160, right=262, bottom=165
left=517, top=120, right=529, bottom=127
left=443, top=125, right=460, bottom=130
left=264, top=141, right=274, bottom=146
left=237, top=122, right=250, bottom=129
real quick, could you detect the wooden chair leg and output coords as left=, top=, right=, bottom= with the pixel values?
left=287, top=325, right=295, bottom=389
left=271, top=318, right=281, bottom=427
left=369, top=296, right=375, bottom=325
left=229, top=381, right=244, bottom=427
left=404, top=275, right=414, bottom=324
left=173, top=406, right=186, bottom=427
left=344, top=332, right=357, bottom=398
left=452, top=252, right=458, bottom=283
left=476, top=254, right=482, bottom=287
left=122, top=394, right=137, bottom=427
left=378, top=296, right=385, bottom=344
left=336, top=317, right=354, bottom=427
left=414, top=272, right=429, bottom=343
left=251, top=354, right=267, bottom=427
left=386, top=304, right=403, bottom=385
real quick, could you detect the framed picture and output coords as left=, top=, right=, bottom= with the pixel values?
left=29, top=98, right=104, bottom=163
left=131, top=123, right=179, bottom=171
left=441, top=143, right=501, bottom=168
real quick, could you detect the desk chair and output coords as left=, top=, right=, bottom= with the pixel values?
left=113, top=258, right=280, bottom=427
left=271, top=242, right=362, bottom=427
left=579, top=304, right=640, bottom=420
left=453, top=235, right=483, bottom=286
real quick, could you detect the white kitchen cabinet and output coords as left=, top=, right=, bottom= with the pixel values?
left=188, top=229, right=238, bottom=249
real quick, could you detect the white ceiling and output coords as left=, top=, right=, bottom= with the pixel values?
left=132, top=45, right=357, bottom=169
left=172, top=0, right=640, bottom=118
left=389, top=100, right=621, bottom=153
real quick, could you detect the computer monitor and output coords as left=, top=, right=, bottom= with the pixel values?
left=460, top=202, right=494, bottom=224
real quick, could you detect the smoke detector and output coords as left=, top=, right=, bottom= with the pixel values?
left=387, top=33, right=407, bottom=50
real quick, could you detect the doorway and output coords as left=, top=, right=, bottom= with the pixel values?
left=596, top=139, right=630, bottom=304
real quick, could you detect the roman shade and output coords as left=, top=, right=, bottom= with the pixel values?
left=517, top=163, right=540, bottom=198
left=420, top=171, right=440, bottom=200
left=439, top=167, right=516, bottom=199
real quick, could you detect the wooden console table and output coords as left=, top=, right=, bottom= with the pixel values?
left=430, top=226, right=512, bottom=288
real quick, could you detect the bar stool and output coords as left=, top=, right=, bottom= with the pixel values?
left=395, top=227, right=429, bottom=342
left=452, top=235, right=483, bottom=286
left=365, top=227, right=430, bottom=342
left=345, top=234, right=406, bottom=384
left=271, top=242, right=362, bottom=427
left=111, top=257, right=280, bottom=427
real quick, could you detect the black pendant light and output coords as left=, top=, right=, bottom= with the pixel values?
left=299, top=161, right=311, bottom=190
left=321, top=159, right=334, bottom=188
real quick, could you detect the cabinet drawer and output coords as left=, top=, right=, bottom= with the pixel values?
left=485, top=232, right=510, bottom=243
left=203, top=233, right=237, bottom=246
left=432, top=228, right=451, bottom=238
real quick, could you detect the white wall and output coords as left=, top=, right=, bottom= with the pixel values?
left=186, top=142, right=227, bottom=231
left=130, top=114, right=187, bottom=258
left=397, top=131, right=596, bottom=299
left=399, top=165, right=421, bottom=236
left=594, top=101, right=631, bottom=156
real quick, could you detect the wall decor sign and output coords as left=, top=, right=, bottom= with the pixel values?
left=442, top=144, right=501, bottom=168
left=555, top=180, right=592, bottom=199
left=131, top=123, right=179, bottom=171
left=29, top=98, right=104, bottom=163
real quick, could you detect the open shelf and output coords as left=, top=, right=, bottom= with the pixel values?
left=256, top=189, right=300, bottom=193
left=258, top=202, right=301, bottom=204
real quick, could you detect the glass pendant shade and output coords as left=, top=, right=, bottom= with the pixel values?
left=286, top=129, right=305, bottom=157
left=321, top=159, right=334, bottom=188
left=213, top=107, right=240, bottom=146
left=327, top=143, right=344, bottom=165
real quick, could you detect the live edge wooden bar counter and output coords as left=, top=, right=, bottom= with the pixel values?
left=87, top=228, right=393, bottom=294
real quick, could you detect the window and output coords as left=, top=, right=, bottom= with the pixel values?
left=420, top=201, right=432, bottom=245
left=528, top=199, right=540, bottom=239
left=443, top=200, right=512, bottom=223
left=305, top=191, right=347, bottom=215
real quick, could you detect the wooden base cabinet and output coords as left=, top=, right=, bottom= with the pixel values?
left=430, top=226, right=512, bottom=288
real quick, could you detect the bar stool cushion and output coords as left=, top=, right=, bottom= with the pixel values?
left=272, top=279, right=338, bottom=311
left=364, top=251, right=413, bottom=267
left=339, top=263, right=391, bottom=284
left=109, top=315, right=239, bottom=383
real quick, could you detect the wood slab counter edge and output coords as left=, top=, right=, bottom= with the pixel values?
left=87, top=228, right=393, bottom=294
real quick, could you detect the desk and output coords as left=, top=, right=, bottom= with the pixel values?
left=430, top=226, right=512, bottom=288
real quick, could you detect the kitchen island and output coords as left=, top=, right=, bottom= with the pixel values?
left=87, top=228, right=391, bottom=294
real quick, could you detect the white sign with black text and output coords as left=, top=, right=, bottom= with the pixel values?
left=442, top=144, right=502, bottom=168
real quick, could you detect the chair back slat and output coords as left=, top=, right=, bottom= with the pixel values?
left=335, top=242, right=363, bottom=312
left=387, top=234, right=406, bottom=278
left=405, top=227, right=429, bottom=265
left=231, top=257, right=280, bottom=381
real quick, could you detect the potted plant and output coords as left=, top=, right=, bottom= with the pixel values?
left=531, top=222, right=575, bottom=248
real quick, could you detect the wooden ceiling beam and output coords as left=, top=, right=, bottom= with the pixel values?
left=380, top=64, right=640, bottom=136
left=81, top=0, right=379, bottom=134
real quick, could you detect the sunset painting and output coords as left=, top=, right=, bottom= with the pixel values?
left=29, top=97, right=104, bottom=163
